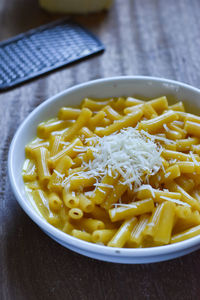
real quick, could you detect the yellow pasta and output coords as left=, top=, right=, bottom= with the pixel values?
left=23, top=95, right=200, bottom=248
left=95, top=109, right=143, bottom=136
left=33, top=147, right=50, bottom=185
left=108, top=217, right=137, bottom=247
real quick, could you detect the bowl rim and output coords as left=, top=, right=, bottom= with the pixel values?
left=8, top=75, right=200, bottom=259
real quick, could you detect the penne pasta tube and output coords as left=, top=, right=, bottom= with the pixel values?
left=128, top=214, right=150, bottom=247
left=173, top=206, right=200, bottom=233
left=82, top=98, right=114, bottom=110
left=175, top=176, right=195, bottom=192
left=101, top=181, right=127, bottom=209
left=186, top=113, right=200, bottom=124
left=63, top=108, right=92, bottom=141
left=111, top=97, right=126, bottom=111
left=33, top=147, right=50, bottom=185
left=48, top=138, right=83, bottom=169
left=123, top=104, right=143, bottom=115
left=78, top=218, right=105, bottom=233
left=95, top=109, right=143, bottom=136
left=137, top=186, right=181, bottom=202
left=162, top=149, right=197, bottom=162
left=62, top=221, right=74, bottom=234
left=63, top=190, right=79, bottom=208
left=68, top=208, right=83, bottom=220
left=108, top=217, right=137, bottom=247
left=125, top=97, right=144, bottom=107
left=78, top=194, right=94, bottom=213
left=162, top=164, right=180, bottom=183
left=168, top=101, right=185, bottom=112
left=109, top=198, right=154, bottom=222
left=88, top=111, right=106, bottom=128
left=37, top=119, right=71, bottom=138
left=176, top=137, right=200, bottom=152
left=49, top=135, right=63, bottom=157
left=58, top=107, right=81, bottom=120
left=25, top=141, right=49, bottom=158
left=138, top=110, right=179, bottom=133
left=148, top=96, right=168, bottom=112
left=103, top=105, right=122, bottom=121
left=176, top=162, right=195, bottom=174
left=90, top=174, right=119, bottom=205
left=171, top=225, right=200, bottom=244
left=142, top=103, right=158, bottom=119
left=79, top=127, right=95, bottom=140
left=72, top=229, right=92, bottom=242
left=48, top=192, right=63, bottom=212
left=166, top=182, right=200, bottom=211
left=69, top=176, right=96, bottom=191
left=92, top=229, right=117, bottom=244
left=191, top=144, right=200, bottom=155
left=22, top=159, right=37, bottom=182
left=153, top=202, right=175, bottom=245
left=184, top=121, right=200, bottom=137
left=165, top=128, right=182, bottom=140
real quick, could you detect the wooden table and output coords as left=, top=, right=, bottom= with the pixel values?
left=1, top=0, right=200, bottom=299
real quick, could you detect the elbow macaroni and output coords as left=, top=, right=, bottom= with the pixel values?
left=23, top=96, right=200, bottom=248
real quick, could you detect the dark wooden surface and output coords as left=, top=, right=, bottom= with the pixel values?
left=1, top=0, right=200, bottom=299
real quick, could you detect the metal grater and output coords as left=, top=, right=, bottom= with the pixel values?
left=0, top=19, right=104, bottom=91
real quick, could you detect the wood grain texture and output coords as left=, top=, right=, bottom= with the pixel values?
left=1, top=0, right=200, bottom=299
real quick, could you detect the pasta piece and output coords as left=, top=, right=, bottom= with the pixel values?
left=92, top=229, right=117, bottom=244
left=79, top=194, right=94, bottom=213
left=166, top=182, right=200, bottom=211
left=142, top=103, right=158, bottom=119
left=173, top=206, right=200, bottom=233
left=138, top=110, right=179, bottom=133
left=69, top=176, right=96, bottom=191
left=125, top=97, right=144, bottom=107
left=68, top=208, right=83, bottom=220
left=72, top=229, right=92, bottom=242
left=168, top=101, right=185, bottom=112
left=109, top=198, right=154, bottom=222
left=88, top=111, right=106, bottom=129
left=90, top=174, right=119, bottom=205
left=25, top=141, right=49, bottom=158
left=101, top=180, right=127, bottom=209
left=48, top=138, right=83, bottom=169
left=63, top=190, right=79, bottom=208
left=95, top=109, right=143, bottom=136
left=82, top=98, right=114, bottom=110
left=48, top=193, right=63, bottom=212
left=184, top=121, right=200, bottom=137
left=176, top=137, right=200, bottom=152
left=78, top=218, right=105, bottom=233
left=37, top=119, right=71, bottom=138
left=171, top=225, right=200, bottom=243
left=148, top=96, right=168, bottom=113
left=128, top=214, right=150, bottom=247
left=33, top=147, right=50, bottom=185
left=49, top=135, right=63, bottom=157
left=103, top=105, right=122, bottom=121
left=22, top=159, right=37, bottom=182
left=58, top=107, right=81, bottom=120
left=144, top=202, right=175, bottom=245
left=108, top=217, right=137, bottom=247
left=63, top=108, right=92, bottom=141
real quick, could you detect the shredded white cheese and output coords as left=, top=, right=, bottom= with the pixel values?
left=160, top=196, right=190, bottom=207
left=80, top=127, right=163, bottom=189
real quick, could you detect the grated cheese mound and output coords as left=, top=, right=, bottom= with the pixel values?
left=80, top=127, right=163, bottom=189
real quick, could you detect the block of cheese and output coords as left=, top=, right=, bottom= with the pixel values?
left=39, top=0, right=113, bottom=14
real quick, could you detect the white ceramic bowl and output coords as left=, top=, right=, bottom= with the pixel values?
left=8, top=76, right=200, bottom=264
